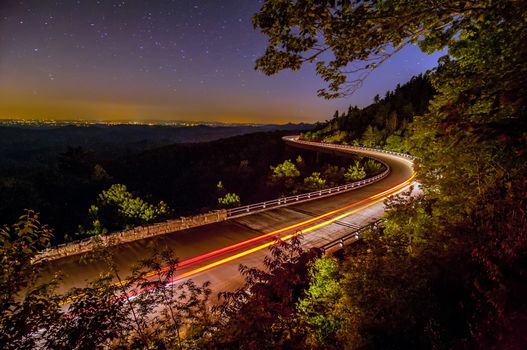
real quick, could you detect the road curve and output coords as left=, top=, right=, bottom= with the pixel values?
left=41, top=137, right=415, bottom=296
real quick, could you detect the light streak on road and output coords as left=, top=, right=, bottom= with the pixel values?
left=125, top=169, right=416, bottom=298
left=58, top=142, right=416, bottom=305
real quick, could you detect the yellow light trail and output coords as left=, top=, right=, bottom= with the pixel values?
left=66, top=149, right=415, bottom=303
left=169, top=171, right=416, bottom=282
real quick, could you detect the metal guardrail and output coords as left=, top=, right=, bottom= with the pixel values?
left=285, top=136, right=416, bottom=160
left=38, top=137, right=411, bottom=257
left=226, top=136, right=414, bottom=218
left=320, top=219, right=384, bottom=254
left=226, top=172, right=389, bottom=218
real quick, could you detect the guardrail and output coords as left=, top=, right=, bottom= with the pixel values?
left=226, top=136, right=414, bottom=219
left=226, top=171, right=389, bottom=218
left=284, top=136, right=415, bottom=160
left=36, top=136, right=412, bottom=261
left=320, top=219, right=384, bottom=254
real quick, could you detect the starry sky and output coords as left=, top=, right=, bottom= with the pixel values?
left=0, top=0, right=444, bottom=124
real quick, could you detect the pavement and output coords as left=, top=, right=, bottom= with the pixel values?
left=40, top=140, right=415, bottom=298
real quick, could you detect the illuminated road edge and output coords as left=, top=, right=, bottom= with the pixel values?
left=122, top=139, right=416, bottom=298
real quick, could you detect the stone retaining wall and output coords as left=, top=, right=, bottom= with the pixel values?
left=35, top=210, right=228, bottom=262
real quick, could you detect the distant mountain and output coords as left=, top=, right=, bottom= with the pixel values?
left=0, top=126, right=313, bottom=243
left=0, top=123, right=313, bottom=169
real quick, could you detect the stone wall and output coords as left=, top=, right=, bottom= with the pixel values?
left=35, top=210, right=228, bottom=262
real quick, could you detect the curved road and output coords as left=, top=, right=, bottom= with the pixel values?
left=41, top=137, right=415, bottom=296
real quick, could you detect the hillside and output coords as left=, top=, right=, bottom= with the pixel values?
left=303, top=74, right=434, bottom=151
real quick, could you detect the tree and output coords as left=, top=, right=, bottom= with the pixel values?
left=297, top=256, right=342, bottom=348
left=218, top=192, right=241, bottom=208
left=54, top=247, right=213, bottom=349
left=386, top=110, right=398, bottom=132
left=321, top=164, right=345, bottom=187
left=1, top=211, right=214, bottom=349
left=209, top=238, right=320, bottom=349
left=344, top=161, right=366, bottom=182
left=269, top=159, right=301, bottom=194
left=303, top=172, right=327, bottom=191
left=217, top=180, right=241, bottom=208
left=299, top=75, right=433, bottom=145
left=271, top=159, right=300, bottom=179
left=385, top=134, right=405, bottom=152
left=360, top=125, right=381, bottom=147
left=363, top=159, right=383, bottom=176
left=86, top=184, right=168, bottom=234
left=255, top=1, right=527, bottom=347
left=0, top=211, right=61, bottom=350
left=254, top=0, right=511, bottom=98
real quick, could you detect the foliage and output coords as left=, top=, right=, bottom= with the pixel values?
left=86, top=183, right=168, bottom=235
left=52, top=247, right=213, bottom=349
left=4, top=1, right=527, bottom=349
left=218, top=192, right=241, bottom=208
left=0, top=211, right=61, bottom=350
left=217, top=180, right=242, bottom=208
left=344, top=161, right=366, bottom=182
left=363, top=159, right=383, bottom=175
left=0, top=130, right=300, bottom=245
left=255, top=0, right=481, bottom=99
left=254, top=0, right=527, bottom=348
left=321, top=164, right=345, bottom=187
left=269, top=159, right=301, bottom=194
left=270, top=159, right=300, bottom=179
left=208, top=238, right=320, bottom=349
left=303, top=172, right=327, bottom=191
left=300, top=75, right=432, bottom=148
left=297, top=256, right=342, bottom=348
left=0, top=212, right=214, bottom=349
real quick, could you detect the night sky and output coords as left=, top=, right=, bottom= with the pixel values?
left=0, top=1, right=443, bottom=124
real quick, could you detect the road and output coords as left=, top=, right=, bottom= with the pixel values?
left=41, top=137, right=415, bottom=297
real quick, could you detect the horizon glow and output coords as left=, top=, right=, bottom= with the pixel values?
left=0, top=1, right=443, bottom=124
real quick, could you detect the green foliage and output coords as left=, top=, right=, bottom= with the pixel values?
left=269, top=155, right=371, bottom=195
left=217, top=180, right=241, bottom=208
left=1, top=211, right=214, bottom=349
left=299, top=75, right=432, bottom=148
left=303, top=172, right=327, bottom=191
left=254, top=0, right=481, bottom=99
left=322, top=130, right=349, bottom=144
left=207, top=238, right=319, bottom=349
left=364, top=159, right=383, bottom=176
left=271, top=159, right=300, bottom=179
left=86, top=183, right=168, bottom=235
left=297, top=256, right=342, bottom=347
left=360, top=125, right=383, bottom=147
left=384, top=134, right=405, bottom=152
left=0, top=211, right=61, bottom=350
left=4, top=2, right=527, bottom=348
left=218, top=192, right=241, bottom=208
left=269, top=159, right=301, bottom=194
left=321, top=164, right=345, bottom=187
left=253, top=1, right=527, bottom=348
left=344, top=161, right=366, bottom=182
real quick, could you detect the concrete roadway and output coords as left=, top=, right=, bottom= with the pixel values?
left=41, top=139, right=415, bottom=297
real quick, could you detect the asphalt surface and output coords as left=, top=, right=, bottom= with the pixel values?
left=40, top=139, right=415, bottom=297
